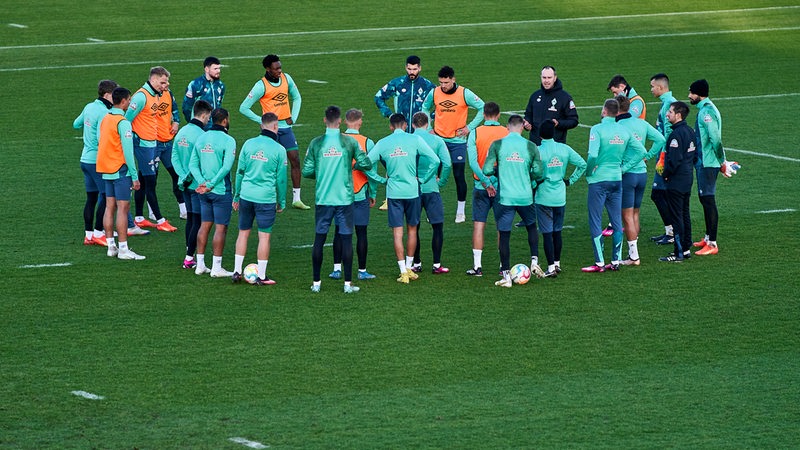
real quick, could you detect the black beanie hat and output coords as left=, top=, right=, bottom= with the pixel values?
left=539, top=120, right=555, bottom=140
left=690, top=79, right=709, bottom=97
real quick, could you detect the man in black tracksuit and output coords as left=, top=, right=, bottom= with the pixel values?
left=660, top=101, right=697, bottom=262
left=523, top=66, right=579, bottom=145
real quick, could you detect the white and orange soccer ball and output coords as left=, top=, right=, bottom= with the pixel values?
left=510, top=264, right=531, bottom=285
left=243, top=264, right=259, bottom=284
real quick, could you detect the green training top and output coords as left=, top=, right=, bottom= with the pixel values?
left=172, top=122, right=206, bottom=190
left=535, top=138, right=587, bottom=207
left=586, top=117, right=647, bottom=184
left=695, top=97, right=724, bottom=168
left=367, top=128, right=439, bottom=200
left=189, top=128, right=237, bottom=195
left=302, top=128, right=372, bottom=206
left=234, top=132, right=288, bottom=208
left=617, top=116, right=666, bottom=173
left=413, top=127, right=452, bottom=194
left=73, top=98, right=110, bottom=164
left=482, top=132, right=542, bottom=206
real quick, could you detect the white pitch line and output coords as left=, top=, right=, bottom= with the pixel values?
left=3, top=26, right=800, bottom=73
left=8, top=23, right=28, bottom=29
left=86, top=38, right=105, bottom=43
left=307, top=79, right=328, bottom=84
left=229, top=437, right=269, bottom=449
left=724, top=147, right=800, bottom=162
left=71, top=390, right=104, bottom=400
left=291, top=243, right=333, bottom=249
left=2, top=6, right=797, bottom=51
left=19, top=262, right=73, bottom=269
left=755, top=208, right=796, bottom=214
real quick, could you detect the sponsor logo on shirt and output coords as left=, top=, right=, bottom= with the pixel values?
left=323, top=146, right=342, bottom=158
left=703, top=114, right=713, bottom=123
left=505, top=152, right=524, bottom=162
left=251, top=150, right=268, bottom=162
left=633, top=132, right=642, bottom=142
left=569, top=100, right=576, bottom=110
left=176, top=137, right=190, bottom=148
left=590, top=133, right=596, bottom=141
left=688, top=142, right=696, bottom=152
left=130, top=102, right=139, bottom=110
left=201, top=143, right=215, bottom=153
left=608, top=135, right=624, bottom=145
left=547, top=156, right=563, bottom=168
left=389, top=147, right=408, bottom=158
left=124, top=130, right=132, bottom=139
left=438, top=99, right=458, bottom=112
left=272, top=93, right=288, bottom=104
left=669, top=139, right=679, bottom=148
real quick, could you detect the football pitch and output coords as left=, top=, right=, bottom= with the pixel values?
left=1, top=1, right=799, bottom=447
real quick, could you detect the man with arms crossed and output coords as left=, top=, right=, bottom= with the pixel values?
left=189, top=108, right=237, bottom=277
left=96, top=87, right=145, bottom=260
left=231, top=113, right=287, bottom=285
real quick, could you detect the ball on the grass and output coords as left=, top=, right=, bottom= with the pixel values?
left=510, top=263, right=531, bottom=285
left=243, top=264, right=259, bottom=284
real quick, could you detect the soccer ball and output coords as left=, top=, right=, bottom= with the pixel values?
left=510, top=264, right=531, bottom=285
left=243, top=264, right=259, bottom=284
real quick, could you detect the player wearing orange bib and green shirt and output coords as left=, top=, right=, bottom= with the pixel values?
left=422, top=66, right=485, bottom=223
left=329, top=109, right=382, bottom=281
left=607, top=74, right=647, bottom=120
left=303, top=106, right=373, bottom=294
left=465, top=102, right=508, bottom=276
left=172, top=100, right=213, bottom=270
left=231, top=112, right=287, bottom=286
left=535, top=120, right=587, bottom=277
left=96, top=88, right=145, bottom=261
left=482, top=115, right=543, bottom=287
left=189, top=108, right=237, bottom=278
left=239, top=54, right=309, bottom=210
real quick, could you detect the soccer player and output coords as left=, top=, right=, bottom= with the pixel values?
left=581, top=99, right=648, bottom=273
left=239, top=54, right=309, bottom=210
left=231, top=113, right=287, bottom=285
left=96, top=87, right=145, bottom=260
left=660, top=101, right=696, bottom=262
left=183, top=56, right=225, bottom=129
left=615, top=95, right=666, bottom=265
left=125, top=66, right=178, bottom=232
left=688, top=79, right=725, bottom=256
left=411, top=111, right=452, bottom=274
left=523, top=66, right=579, bottom=145
left=607, top=74, right=647, bottom=119
left=329, top=109, right=381, bottom=281
left=465, top=101, right=508, bottom=276
left=374, top=55, right=436, bottom=124
left=649, top=73, right=678, bottom=245
left=189, top=108, right=237, bottom=277
left=150, top=87, right=183, bottom=225
left=172, top=100, right=213, bottom=269
left=535, top=120, right=586, bottom=277
left=481, top=115, right=543, bottom=287
left=367, top=113, right=439, bottom=284
left=74, top=79, right=118, bottom=247
left=422, top=65, right=485, bottom=223
left=302, top=106, right=373, bottom=293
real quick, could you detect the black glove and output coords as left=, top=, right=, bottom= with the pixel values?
left=563, top=178, right=570, bottom=186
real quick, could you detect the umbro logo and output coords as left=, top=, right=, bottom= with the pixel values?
left=438, top=100, right=458, bottom=109
left=272, top=93, right=288, bottom=102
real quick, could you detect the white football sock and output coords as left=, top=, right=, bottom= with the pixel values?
left=333, top=263, right=342, bottom=272
left=212, top=256, right=222, bottom=271
left=258, top=260, right=268, bottom=278
left=85, top=230, right=93, bottom=239
left=628, top=239, right=639, bottom=260
left=397, top=260, right=406, bottom=273
left=472, top=249, right=482, bottom=269
left=292, top=188, right=301, bottom=202
left=456, top=201, right=466, bottom=216
left=234, top=254, right=245, bottom=274
left=119, top=240, right=129, bottom=251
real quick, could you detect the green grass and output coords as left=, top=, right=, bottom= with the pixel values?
left=1, top=1, right=799, bottom=448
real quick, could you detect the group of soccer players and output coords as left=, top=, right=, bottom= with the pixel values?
left=76, top=53, right=733, bottom=291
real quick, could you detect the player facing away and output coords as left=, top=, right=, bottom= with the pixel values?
left=367, top=113, right=440, bottom=284
left=410, top=112, right=452, bottom=274
left=614, top=94, right=666, bottom=266
left=189, top=108, right=237, bottom=277
left=239, top=54, right=309, bottom=210
left=231, top=113, right=287, bottom=285
left=302, top=106, right=373, bottom=293
left=74, top=79, right=118, bottom=247
left=422, top=65, right=485, bottom=224
left=329, top=109, right=382, bottom=281
left=172, top=100, right=213, bottom=269
left=582, top=99, right=647, bottom=273
left=96, top=87, right=145, bottom=260
left=465, top=102, right=508, bottom=276
left=481, top=115, right=543, bottom=287
left=535, top=120, right=587, bottom=277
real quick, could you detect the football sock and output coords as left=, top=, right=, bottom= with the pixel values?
left=332, top=263, right=342, bottom=272
left=107, top=237, right=116, bottom=248
left=665, top=224, right=674, bottom=236
left=184, top=255, right=194, bottom=262
left=405, top=256, right=414, bottom=269
left=292, top=188, right=301, bottom=203
left=456, top=201, right=466, bottom=216
left=258, top=260, right=268, bottom=279
left=472, top=249, right=482, bottom=269
left=196, top=254, right=205, bottom=268
left=85, top=230, right=93, bottom=240
left=93, top=229, right=104, bottom=239
left=234, top=254, right=245, bottom=274
left=628, top=239, right=639, bottom=260
left=355, top=225, right=368, bottom=270
left=157, top=218, right=166, bottom=225
left=212, top=256, right=222, bottom=271
left=179, top=202, right=187, bottom=217
left=431, top=223, right=443, bottom=264
left=548, top=264, right=556, bottom=273
left=531, top=256, right=539, bottom=267
left=119, top=240, right=128, bottom=251
left=331, top=227, right=342, bottom=264
left=397, top=260, right=407, bottom=273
